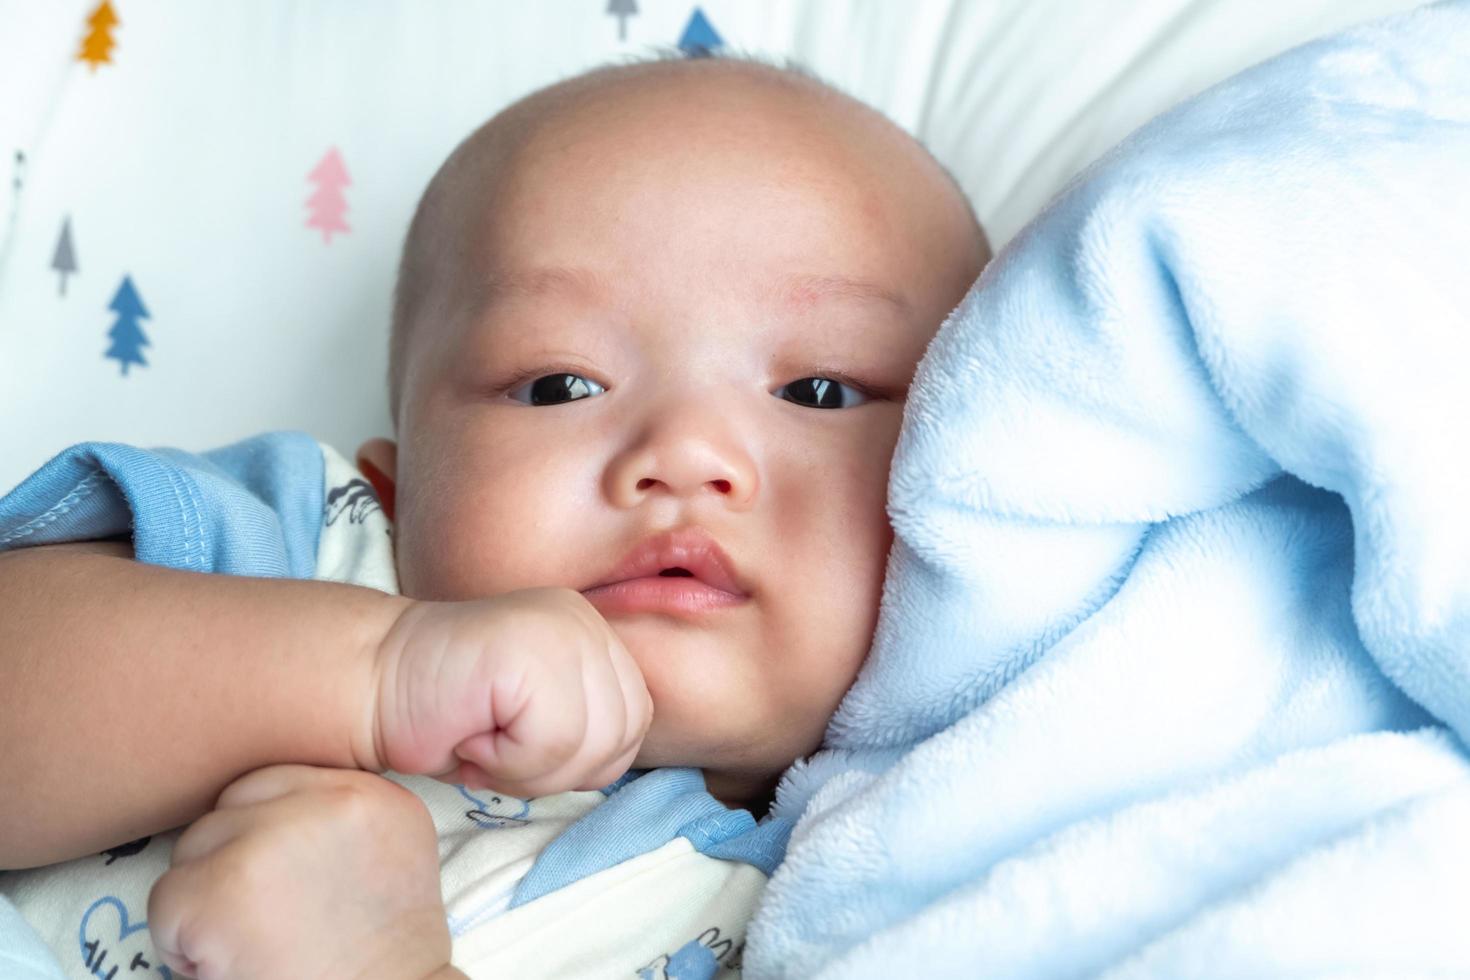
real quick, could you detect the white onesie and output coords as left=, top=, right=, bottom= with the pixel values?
left=0, top=444, right=769, bottom=979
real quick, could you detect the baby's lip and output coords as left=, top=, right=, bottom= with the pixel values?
left=583, top=527, right=749, bottom=598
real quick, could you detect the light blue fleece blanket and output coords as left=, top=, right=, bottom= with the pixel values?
left=746, top=3, right=1470, bottom=976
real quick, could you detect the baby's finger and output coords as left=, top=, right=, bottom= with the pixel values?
left=169, top=806, right=250, bottom=868
left=214, top=763, right=331, bottom=810
left=524, top=632, right=630, bottom=793
left=455, top=655, right=588, bottom=788
left=173, top=777, right=336, bottom=867
left=147, top=861, right=217, bottom=978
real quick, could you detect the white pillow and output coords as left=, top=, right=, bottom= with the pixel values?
left=0, top=0, right=1426, bottom=491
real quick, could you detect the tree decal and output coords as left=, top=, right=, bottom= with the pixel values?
left=677, top=7, right=723, bottom=57
left=305, top=146, right=351, bottom=244
left=53, top=217, right=78, bottom=296
left=607, top=0, right=638, bottom=41
left=104, top=275, right=150, bottom=376
left=77, top=0, right=120, bottom=72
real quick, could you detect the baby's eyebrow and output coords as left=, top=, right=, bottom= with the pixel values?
left=476, top=266, right=910, bottom=316
left=480, top=266, right=608, bottom=304
left=777, top=273, right=911, bottom=316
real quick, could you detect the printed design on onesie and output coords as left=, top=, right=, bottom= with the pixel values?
left=78, top=896, right=173, bottom=978
left=100, top=835, right=151, bottom=865
left=324, top=477, right=383, bottom=527
left=315, top=443, right=399, bottom=594
left=637, top=925, right=741, bottom=980
left=457, top=785, right=531, bottom=829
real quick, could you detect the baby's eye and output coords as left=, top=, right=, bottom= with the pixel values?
left=508, top=373, right=606, bottom=406
left=775, top=377, right=871, bottom=410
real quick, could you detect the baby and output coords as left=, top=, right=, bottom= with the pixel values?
left=0, top=54, right=987, bottom=978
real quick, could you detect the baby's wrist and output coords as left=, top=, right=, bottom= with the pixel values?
left=355, top=592, right=422, bottom=774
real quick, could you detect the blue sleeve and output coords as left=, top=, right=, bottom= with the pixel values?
left=0, top=431, right=325, bottom=578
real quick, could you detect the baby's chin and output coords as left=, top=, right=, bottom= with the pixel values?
left=635, top=744, right=786, bottom=811
left=633, top=718, right=815, bottom=795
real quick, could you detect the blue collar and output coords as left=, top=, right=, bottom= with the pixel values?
left=511, top=767, right=792, bottom=907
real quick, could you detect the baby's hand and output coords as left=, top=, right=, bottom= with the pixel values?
left=148, top=764, right=462, bottom=980
left=371, top=588, right=653, bottom=798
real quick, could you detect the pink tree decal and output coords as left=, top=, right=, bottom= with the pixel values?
left=305, top=147, right=351, bottom=244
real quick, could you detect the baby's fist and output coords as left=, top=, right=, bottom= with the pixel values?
left=148, top=765, right=452, bottom=980
left=371, top=588, right=652, bottom=798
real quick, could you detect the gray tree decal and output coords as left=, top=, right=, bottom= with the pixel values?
left=607, top=0, right=638, bottom=41
left=52, top=216, right=78, bottom=296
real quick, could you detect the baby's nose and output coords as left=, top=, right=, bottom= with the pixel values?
left=605, top=436, right=757, bottom=511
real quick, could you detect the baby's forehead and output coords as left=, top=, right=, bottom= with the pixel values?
left=459, top=60, right=958, bottom=214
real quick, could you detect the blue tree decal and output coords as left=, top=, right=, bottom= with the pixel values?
left=104, top=274, right=151, bottom=376
left=677, top=7, right=723, bottom=57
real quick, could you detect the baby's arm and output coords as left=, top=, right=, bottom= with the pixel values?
left=0, top=543, right=650, bottom=870
left=0, top=541, right=406, bottom=868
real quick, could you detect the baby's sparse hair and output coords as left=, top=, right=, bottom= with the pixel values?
left=386, top=50, right=987, bottom=426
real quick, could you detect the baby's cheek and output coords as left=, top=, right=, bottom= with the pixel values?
left=393, top=500, right=491, bottom=599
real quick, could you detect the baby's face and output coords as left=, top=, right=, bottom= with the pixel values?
left=375, top=68, right=981, bottom=803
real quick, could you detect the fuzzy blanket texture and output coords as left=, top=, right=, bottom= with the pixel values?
left=747, top=2, right=1470, bottom=976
